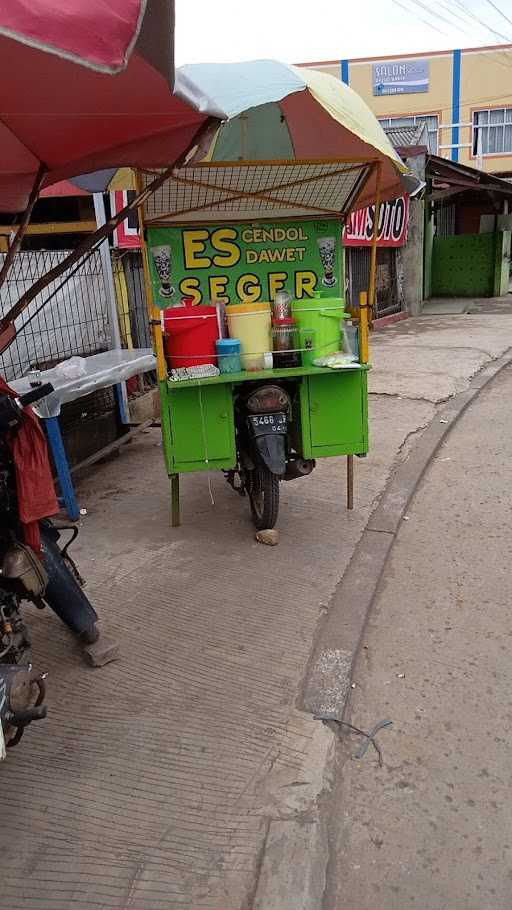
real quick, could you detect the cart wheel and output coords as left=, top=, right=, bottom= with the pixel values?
left=249, top=465, right=279, bottom=530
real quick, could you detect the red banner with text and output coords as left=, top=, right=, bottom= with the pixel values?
left=343, top=195, right=409, bottom=248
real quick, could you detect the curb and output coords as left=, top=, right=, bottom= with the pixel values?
left=373, top=311, right=410, bottom=330
left=253, top=817, right=328, bottom=910
left=302, top=346, right=512, bottom=719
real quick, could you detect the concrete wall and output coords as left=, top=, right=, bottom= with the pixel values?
left=431, top=232, right=508, bottom=297
left=400, top=152, right=425, bottom=315
left=424, top=208, right=434, bottom=300
left=400, top=199, right=424, bottom=315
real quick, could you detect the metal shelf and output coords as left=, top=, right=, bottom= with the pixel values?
left=166, top=363, right=369, bottom=391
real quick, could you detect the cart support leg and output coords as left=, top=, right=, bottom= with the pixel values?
left=171, top=474, right=180, bottom=527
left=347, top=455, right=354, bottom=510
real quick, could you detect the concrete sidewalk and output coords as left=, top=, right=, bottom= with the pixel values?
left=1, top=313, right=512, bottom=909
left=421, top=298, right=469, bottom=315
left=422, top=295, right=512, bottom=316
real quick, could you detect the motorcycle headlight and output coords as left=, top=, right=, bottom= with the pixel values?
left=246, top=385, right=290, bottom=414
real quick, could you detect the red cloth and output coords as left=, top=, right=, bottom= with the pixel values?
left=0, top=378, right=59, bottom=552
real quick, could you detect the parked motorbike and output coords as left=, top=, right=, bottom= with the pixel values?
left=225, top=381, right=315, bottom=530
left=0, top=382, right=100, bottom=757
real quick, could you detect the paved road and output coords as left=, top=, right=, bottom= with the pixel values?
left=0, top=404, right=425, bottom=910
left=326, top=365, right=512, bottom=910
left=1, top=314, right=512, bottom=910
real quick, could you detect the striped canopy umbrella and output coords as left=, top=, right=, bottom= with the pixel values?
left=139, top=60, right=418, bottom=227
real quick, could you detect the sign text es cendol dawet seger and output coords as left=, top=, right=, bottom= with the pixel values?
left=147, top=220, right=344, bottom=307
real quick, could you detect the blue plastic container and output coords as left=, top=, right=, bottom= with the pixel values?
left=216, top=338, right=242, bottom=374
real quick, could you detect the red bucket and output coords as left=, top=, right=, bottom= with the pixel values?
left=163, top=305, right=219, bottom=369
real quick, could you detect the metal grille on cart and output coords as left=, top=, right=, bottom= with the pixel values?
left=142, top=161, right=372, bottom=224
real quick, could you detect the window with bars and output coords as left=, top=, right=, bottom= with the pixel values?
left=473, top=108, right=512, bottom=156
left=378, top=114, right=439, bottom=153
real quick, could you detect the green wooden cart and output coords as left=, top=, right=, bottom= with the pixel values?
left=158, top=362, right=369, bottom=526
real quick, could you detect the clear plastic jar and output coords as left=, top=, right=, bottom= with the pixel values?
left=273, top=290, right=292, bottom=321
left=272, top=318, right=301, bottom=368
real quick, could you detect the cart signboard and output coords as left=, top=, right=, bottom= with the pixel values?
left=147, top=220, right=343, bottom=308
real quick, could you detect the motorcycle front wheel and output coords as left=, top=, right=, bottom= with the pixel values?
left=248, top=464, right=279, bottom=530
left=40, top=528, right=98, bottom=642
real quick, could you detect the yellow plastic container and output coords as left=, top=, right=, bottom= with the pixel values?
left=227, top=302, right=271, bottom=371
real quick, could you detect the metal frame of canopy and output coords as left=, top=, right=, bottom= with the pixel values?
left=136, top=157, right=382, bottom=382
left=140, top=159, right=375, bottom=225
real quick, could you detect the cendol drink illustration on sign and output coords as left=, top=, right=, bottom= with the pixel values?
left=151, top=245, right=175, bottom=300
left=317, top=236, right=337, bottom=288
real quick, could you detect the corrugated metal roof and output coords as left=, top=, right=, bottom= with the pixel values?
left=426, top=154, right=512, bottom=201
left=383, top=122, right=428, bottom=149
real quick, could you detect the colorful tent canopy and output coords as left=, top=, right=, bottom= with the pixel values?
left=0, top=56, right=417, bottom=214
left=40, top=169, right=137, bottom=198
left=142, top=61, right=417, bottom=224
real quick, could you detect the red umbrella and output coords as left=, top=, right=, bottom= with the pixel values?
left=0, top=1, right=215, bottom=351
left=0, top=1, right=209, bottom=214
left=0, top=0, right=175, bottom=80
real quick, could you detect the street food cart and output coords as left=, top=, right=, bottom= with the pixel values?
left=135, top=62, right=414, bottom=529
left=143, top=201, right=371, bottom=528
left=0, top=49, right=413, bottom=533
left=134, top=61, right=414, bottom=525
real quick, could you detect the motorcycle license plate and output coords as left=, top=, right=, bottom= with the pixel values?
left=248, top=413, right=287, bottom=436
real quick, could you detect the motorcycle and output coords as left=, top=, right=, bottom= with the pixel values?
left=0, top=382, right=104, bottom=758
left=225, top=380, right=315, bottom=530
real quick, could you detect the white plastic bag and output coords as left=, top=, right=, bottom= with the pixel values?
left=53, top=356, right=88, bottom=380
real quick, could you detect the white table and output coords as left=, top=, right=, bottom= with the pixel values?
left=12, top=349, right=156, bottom=519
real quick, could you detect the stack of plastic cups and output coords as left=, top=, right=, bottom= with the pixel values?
left=216, top=338, right=242, bottom=374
